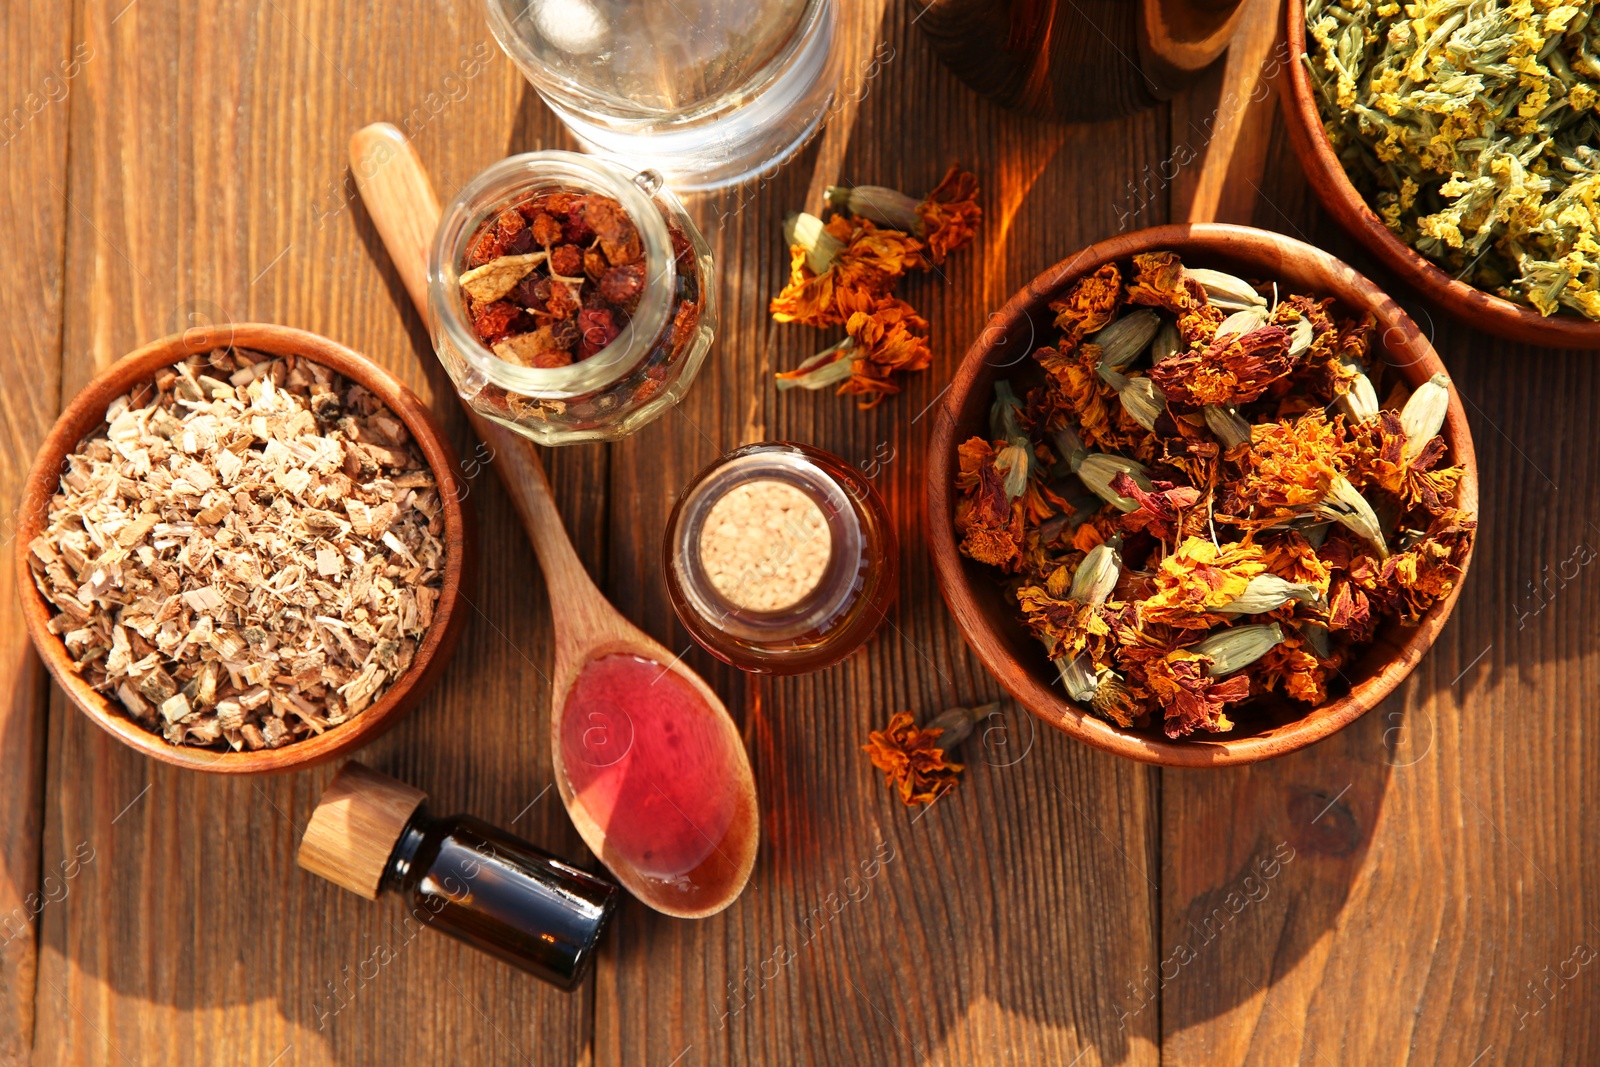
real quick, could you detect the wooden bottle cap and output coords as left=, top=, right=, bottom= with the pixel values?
left=297, top=761, right=427, bottom=900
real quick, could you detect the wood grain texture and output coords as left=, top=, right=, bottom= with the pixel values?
left=35, top=0, right=593, bottom=1063
left=349, top=123, right=760, bottom=919
left=0, top=0, right=74, bottom=1061
left=6, top=0, right=1595, bottom=1064
left=590, top=6, right=1162, bottom=1064
left=1158, top=103, right=1600, bottom=1066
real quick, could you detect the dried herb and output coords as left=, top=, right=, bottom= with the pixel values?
left=454, top=187, right=707, bottom=434
left=862, top=703, right=996, bottom=806
left=772, top=168, right=982, bottom=407
left=774, top=296, right=933, bottom=408
left=952, top=252, right=1476, bottom=739
left=27, top=349, right=447, bottom=751
left=1305, top=0, right=1600, bottom=318
left=459, top=191, right=649, bottom=367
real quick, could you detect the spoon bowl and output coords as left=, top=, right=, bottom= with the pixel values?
left=350, top=122, right=758, bottom=918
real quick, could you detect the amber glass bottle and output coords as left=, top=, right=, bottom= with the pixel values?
left=299, top=762, right=618, bottom=990
left=663, top=442, right=897, bottom=674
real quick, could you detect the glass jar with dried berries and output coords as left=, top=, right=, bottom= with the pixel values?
left=428, top=151, right=716, bottom=445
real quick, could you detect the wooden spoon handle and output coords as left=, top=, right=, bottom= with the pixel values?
left=349, top=123, right=605, bottom=619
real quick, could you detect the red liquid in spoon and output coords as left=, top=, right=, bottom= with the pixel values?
left=559, top=653, right=753, bottom=913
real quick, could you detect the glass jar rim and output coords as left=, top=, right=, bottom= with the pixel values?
left=427, top=150, right=676, bottom=400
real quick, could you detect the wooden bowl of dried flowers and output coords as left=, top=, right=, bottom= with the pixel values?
left=17, top=324, right=472, bottom=774
left=1281, top=0, right=1600, bottom=348
left=927, top=223, right=1477, bottom=766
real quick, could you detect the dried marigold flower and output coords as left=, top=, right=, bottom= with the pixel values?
left=863, top=705, right=992, bottom=806
left=837, top=296, right=933, bottom=409
left=1050, top=263, right=1124, bottom=342
left=769, top=214, right=924, bottom=327
left=1125, top=251, right=1226, bottom=344
left=1368, top=510, right=1476, bottom=624
left=775, top=296, right=932, bottom=409
left=1255, top=634, right=1341, bottom=704
left=1111, top=471, right=1200, bottom=542
left=825, top=166, right=982, bottom=266
left=1218, top=410, right=1346, bottom=525
left=917, top=166, right=983, bottom=264
left=1035, top=343, right=1124, bottom=451
left=1145, top=649, right=1255, bottom=738
left=1139, top=537, right=1268, bottom=629
left=1260, top=531, right=1333, bottom=593
left=1148, top=323, right=1296, bottom=411
left=1348, top=409, right=1464, bottom=514
left=1016, top=539, right=1123, bottom=660
left=954, top=437, right=1026, bottom=571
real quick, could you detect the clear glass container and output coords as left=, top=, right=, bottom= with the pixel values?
left=428, top=151, right=716, bottom=445
left=483, top=0, right=838, bottom=190
left=663, top=443, right=897, bottom=674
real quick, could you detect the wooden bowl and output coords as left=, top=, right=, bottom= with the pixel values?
left=1281, top=0, right=1600, bottom=349
left=926, top=223, right=1478, bottom=767
left=16, top=324, right=473, bottom=774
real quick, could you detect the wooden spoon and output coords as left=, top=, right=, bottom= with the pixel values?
left=350, top=123, right=758, bottom=919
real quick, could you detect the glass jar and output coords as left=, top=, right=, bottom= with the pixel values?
left=428, top=151, right=716, bottom=445
left=663, top=443, right=897, bottom=674
left=482, top=0, right=838, bottom=190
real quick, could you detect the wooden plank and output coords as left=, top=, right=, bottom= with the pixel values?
left=591, top=4, right=1164, bottom=1065
left=34, top=1, right=598, bottom=1063
left=1159, top=101, right=1600, bottom=1065
left=0, top=1, right=74, bottom=1062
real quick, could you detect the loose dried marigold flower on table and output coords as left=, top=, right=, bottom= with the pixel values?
left=863, top=710, right=963, bottom=806
left=770, top=213, right=925, bottom=328
left=775, top=295, right=932, bottom=409
left=774, top=167, right=982, bottom=406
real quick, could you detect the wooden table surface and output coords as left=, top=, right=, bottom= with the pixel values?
left=2, top=0, right=1595, bottom=1063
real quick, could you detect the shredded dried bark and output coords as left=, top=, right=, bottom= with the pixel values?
left=28, top=348, right=447, bottom=751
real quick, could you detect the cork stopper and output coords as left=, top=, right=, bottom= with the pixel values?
left=297, top=762, right=427, bottom=900
left=697, top=479, right=831, bottom=612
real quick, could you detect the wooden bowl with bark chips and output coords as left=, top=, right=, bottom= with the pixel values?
left=927, top=224, right=1478, bottom=766
left=16, top=324, right=472, bottom=774
left=1281, top=0, right=1600, bottom=349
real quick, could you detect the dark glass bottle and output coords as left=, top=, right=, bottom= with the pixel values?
left=299, top=762, right=619, bottom=991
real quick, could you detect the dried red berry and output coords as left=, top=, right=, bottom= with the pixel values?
left=530, top=349, right=574, bottom=369
left=529, top=211, right=563, bottom=246
left=467, top=229, right=506, bottom=269
left=599, top=263, right=645, bottom=304
left=551, top=243, right=583, bottom=277
left=495, top=209, right=526, bottom=240
left=546, top=280, right=580, bottom=320
left=471, top=300, right=520, bottom=344
left=577, top=307, right=620, bottom=359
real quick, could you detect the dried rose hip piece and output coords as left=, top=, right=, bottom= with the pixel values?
left=577, top=307, right=620, bottom=360
left=461, top=190, right=658, bottom=369
left=600, top=263, right=645, bottom=304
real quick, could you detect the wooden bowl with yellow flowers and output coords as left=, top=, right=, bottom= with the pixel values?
left=927, top=223, right=1478, bottom=767
left=1283, top=0, right=1600, bottom=348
